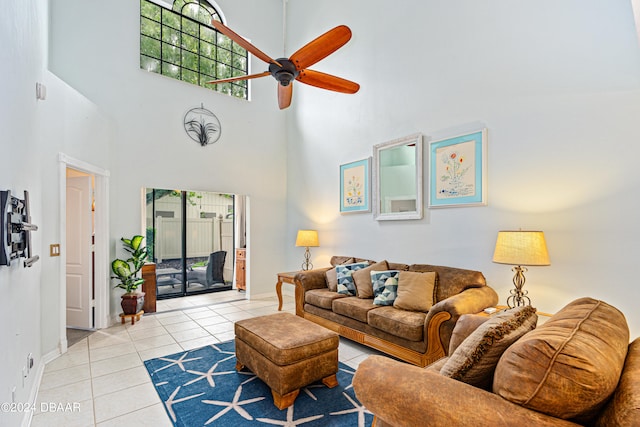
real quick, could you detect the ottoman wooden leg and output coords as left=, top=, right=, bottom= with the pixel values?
left=235, top=361, right=245, bottom=371
left=322, top=374, right=338, bottom=388
left=272, top=388, right=299, bottom=410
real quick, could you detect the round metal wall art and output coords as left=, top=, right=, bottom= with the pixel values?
left=183, top=105, right=221, bottom=147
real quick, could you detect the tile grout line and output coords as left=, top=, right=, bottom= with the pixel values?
left=88, top=337, right=98, bottom=427
left=149, top=296, right=247, bottom=316
left=35, top=295, right=372, bottom=426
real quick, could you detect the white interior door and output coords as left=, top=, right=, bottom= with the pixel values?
left=66, top=175, right=93, bottom=329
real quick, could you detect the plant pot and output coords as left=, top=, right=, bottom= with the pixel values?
left=121, top=292, right=145, bottom=315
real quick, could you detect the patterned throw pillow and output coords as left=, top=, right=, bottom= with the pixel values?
left=353, top=260, right=389, bottom=299
left=336, top=262, right=369, bottom=295
left=325, top=257, right=356, bottom=291
left=440, top=305, right=538, bottom=390
left=371, top=270, right=400, bottom=305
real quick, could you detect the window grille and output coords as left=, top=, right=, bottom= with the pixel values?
left=140, top=0, right=248, bottom=99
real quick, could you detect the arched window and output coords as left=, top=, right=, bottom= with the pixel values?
left=140, top=0, right=249, bottom=99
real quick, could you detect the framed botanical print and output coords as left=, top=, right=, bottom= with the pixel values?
left=428, top=129, right=487, bottom=208
left=340, top=158, right=371, bottom=213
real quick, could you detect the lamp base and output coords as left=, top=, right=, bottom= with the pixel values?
left=506, top=265, right=531, bottom=308
left=301, top=247, right=313, bottom=271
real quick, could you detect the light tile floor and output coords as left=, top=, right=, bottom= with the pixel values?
left=31, top=291, right=381, bottom=426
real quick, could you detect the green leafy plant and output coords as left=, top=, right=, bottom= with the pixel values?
left=112, top=235, right=148, bottom=293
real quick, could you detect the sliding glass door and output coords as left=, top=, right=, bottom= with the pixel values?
left=146, top=189, right=234, bottom=299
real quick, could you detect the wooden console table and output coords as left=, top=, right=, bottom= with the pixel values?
left=276, top=271, right=300, bottom=311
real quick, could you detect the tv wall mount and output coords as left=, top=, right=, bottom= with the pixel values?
left=1, top=190, right=39, bottom=267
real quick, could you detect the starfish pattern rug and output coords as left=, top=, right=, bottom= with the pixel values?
left=144, top=340, right=374, bottom=426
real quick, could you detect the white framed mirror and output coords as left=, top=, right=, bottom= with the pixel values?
left=373, top=133, right=423, bottom=220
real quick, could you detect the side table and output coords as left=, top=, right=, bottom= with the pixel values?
left=276, top=271, right=299, bottom=311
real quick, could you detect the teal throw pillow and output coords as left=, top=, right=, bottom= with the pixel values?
left=336, top=262, right=369, bottom=296
left=371, top=270, right=400, bottom=305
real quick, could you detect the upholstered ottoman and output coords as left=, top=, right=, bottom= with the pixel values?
left=234, top=312, right=339, bottom=409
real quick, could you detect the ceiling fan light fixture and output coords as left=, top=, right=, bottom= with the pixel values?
left=276, top=73, right=294, bottom=86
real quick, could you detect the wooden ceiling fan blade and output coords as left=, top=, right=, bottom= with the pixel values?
left=211, top=20, right=281, bottom=67
left=206, top=71, right=270, bottom=85
left=278, top=83, right=293, bottom=109
left=289, top=25, right=352, bottom=70
left=296, top=69, right=360, bottom=94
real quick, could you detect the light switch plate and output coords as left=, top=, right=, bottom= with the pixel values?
left=50, top=244, right=60, bottom=257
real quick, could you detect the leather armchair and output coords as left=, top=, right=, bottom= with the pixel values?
left=353, top=298, right=640, bottom=427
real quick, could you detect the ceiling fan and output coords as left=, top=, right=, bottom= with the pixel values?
left=206, top=20, right=360, bottom=109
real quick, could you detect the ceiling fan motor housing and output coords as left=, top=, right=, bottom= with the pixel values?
left=269, top=58, right=299, bottom=86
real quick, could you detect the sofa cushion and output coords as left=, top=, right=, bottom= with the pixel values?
left=387, top=262, right=410, bottom=271
left=393, top=271, right=436, bottom=312
left=332, top=297, right=379, bottom=323
left=493, top=298, right=630, bottom=423
left=440, top=306, right=537, bottom=389
left=305, top=288, right=348, bottom=310
left=331, top=256, right=376, bottom=266
left=325, top=268, right=338, bottom=292
left=372, top=270, right=400, bottom=306
left=409, top=264, right=485, bottom=302
left=448, top=313, right=491, bottom=355
left=325, top=257, right=355, bottom=291
left=353, top=260, right=390, bottom=299
left=596, top=337, right=640, bottom=427
left=336, top=262, right=369, bottom=295
left=367, top=306, right=426, bottom=342
left=330, top=256, right=356, bottom=266
left=426, top=357, right=448, bottom=373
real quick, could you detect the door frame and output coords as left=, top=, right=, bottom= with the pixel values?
left=58, top=153, right=110, bottom=353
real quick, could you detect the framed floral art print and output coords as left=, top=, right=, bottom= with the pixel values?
left=428, top=129, right=487, bottom=208
left=340, top=158, right=371, bottom=213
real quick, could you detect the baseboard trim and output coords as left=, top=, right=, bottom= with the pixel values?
left=42, top=346, right=62, bottom=365
left=21, top=356, right=48, bottom=427
left=249, top=291, right=277, bottom=300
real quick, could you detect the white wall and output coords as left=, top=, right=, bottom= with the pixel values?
left=1, top=1, right=112, bottom=425
left=3, top=3, right=640, bottom=422
left=49, top=0, right=288, bottom=315
left=0, top=3, right=46, bottom=424
left=285, top=0, right=640, bottom=338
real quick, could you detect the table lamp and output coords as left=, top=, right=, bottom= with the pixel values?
left=492, top=230, right=550, bottom=308
left=295, top=230, right=319, bottom=271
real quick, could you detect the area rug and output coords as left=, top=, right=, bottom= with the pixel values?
left=144, top=340, right=373, bottom=426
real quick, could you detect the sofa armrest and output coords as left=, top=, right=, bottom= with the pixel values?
left=430, top=285, right=499, bottom=317
left=294, top=268, right=331, bottom=292
left=353, top=355, right=581, bottom=427
left=293, top=268, right=331, bottom=316
left=426, top=286, right=499, bottom=353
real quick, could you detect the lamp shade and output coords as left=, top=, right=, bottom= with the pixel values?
left=492, top=231, right=550, bottom=266
left=295, top=230, right=319, bottom=247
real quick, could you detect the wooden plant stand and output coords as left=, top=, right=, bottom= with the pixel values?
left=120, top=310, right=144, bottom=325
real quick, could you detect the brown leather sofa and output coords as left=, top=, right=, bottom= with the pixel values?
left=353, top=297, right=640, bottom=426
left=293, top=256, right=498, bottom=367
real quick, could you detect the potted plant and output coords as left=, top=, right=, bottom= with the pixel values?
left=112, top=235, right=148, bottom=315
